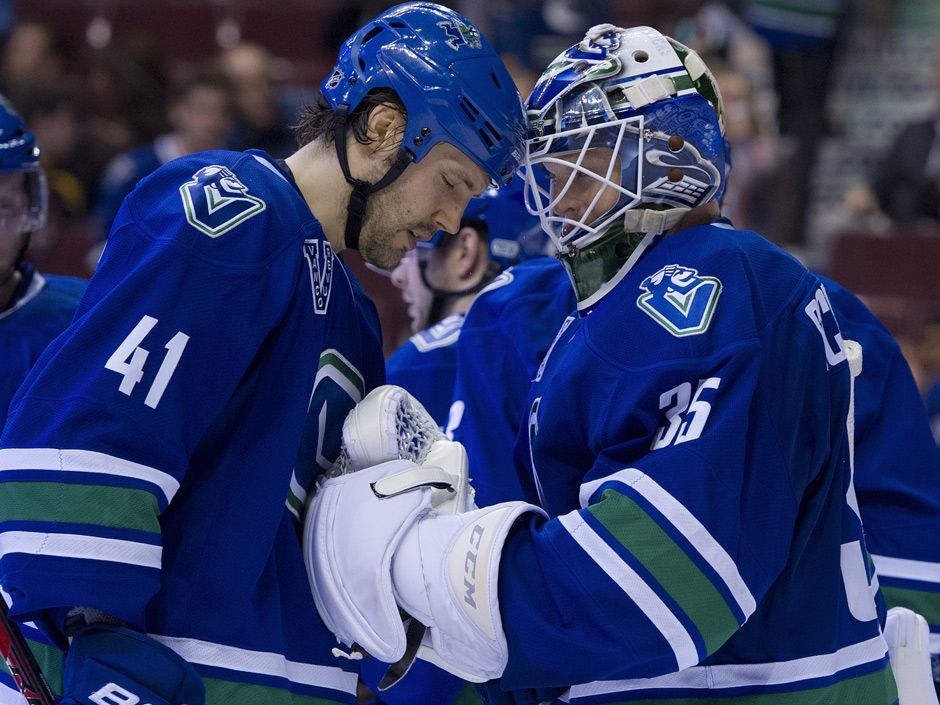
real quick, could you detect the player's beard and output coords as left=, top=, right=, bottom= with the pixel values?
left=357, top=181, right=424, bottom=270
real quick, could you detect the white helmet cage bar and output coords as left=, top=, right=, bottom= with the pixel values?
left=524, top=114, right=645, bottom=252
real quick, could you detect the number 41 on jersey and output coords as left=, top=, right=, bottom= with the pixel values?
left=105, top=315, right=189, bottom=409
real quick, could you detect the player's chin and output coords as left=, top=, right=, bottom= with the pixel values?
left=362, top=245, right=405, bottom=271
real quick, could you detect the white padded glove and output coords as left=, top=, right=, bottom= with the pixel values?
left=304, top=453, right=543, bottom=681
left=391, top=500, right=545, bottom=682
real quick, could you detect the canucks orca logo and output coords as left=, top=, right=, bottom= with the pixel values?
left=303, top=239, right=334, bottom=315
left=438, top=20, right=481, bottom=50
left=637, top=264, right=722, bottom=337
left=180, top=165, right=266, bottom=237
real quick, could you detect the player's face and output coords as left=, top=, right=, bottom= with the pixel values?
left=358, top=142, right=488, bottom=270
left=544, top=147, right=621, bottom=233
left=390, top=249, right=434, bottom=333
left=0, top=173, right=29, bottom=272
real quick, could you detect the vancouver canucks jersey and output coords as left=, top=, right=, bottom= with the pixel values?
left=823, top=276, right=940, bottom=655
left=495, top=223, right=895, bottom=704
left=386, top=313, right=464, bottom=428
left=451, top=257, right=575, bottom=508
left=0, top=150, right=385, bottom=705
left=0, top=264, right=85, bottom=430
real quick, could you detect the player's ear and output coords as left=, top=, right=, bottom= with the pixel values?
left=366, top=103, right=406, bottom=158
left=453, top=225, right=484, bottom=281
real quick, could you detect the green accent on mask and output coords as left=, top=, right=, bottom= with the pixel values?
left=561, top=223, right=646, bottom=303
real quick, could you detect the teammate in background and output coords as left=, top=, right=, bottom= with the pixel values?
left=308, top=25, right=900, bottom=705
left=821, top=277, right=940, bottom=674
left=0, top=94, right=86, bottom=429
left=0, top=5, right=525, bottom=705
left=448, top=252, right=574, bottom=508
left=0, top=93, right=86, bottom=697
left=386, top=180, right=549, bottom=428
left=364, top=181, right=553, bottom=705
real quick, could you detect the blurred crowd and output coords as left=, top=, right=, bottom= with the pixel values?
left=4, top=0, right=940, bottom=439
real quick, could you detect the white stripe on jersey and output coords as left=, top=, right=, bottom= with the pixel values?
left=149, top=634, right=359, bottom=695
left=562, top=634, right=889, bottom=701
left=0, top=681, right=27, bottom=705
left=558, top=511, right=699, bottom=671
left=580, top=468, right=756, bottom=618
left=0, top=448, right=180, bottom=504
left=872, top=554, right=940, bottom=584
left=0, top=531, right=161, bottom=568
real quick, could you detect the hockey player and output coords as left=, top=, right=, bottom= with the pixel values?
left=386, top=180, right=550, bottom=428
left=306, top=25, right=900, bottom=705
left=0, top=94, right=85, bottom=431
left=0, top=94, right=86, bottom=698
left=0, top=5, right=525, bottom=705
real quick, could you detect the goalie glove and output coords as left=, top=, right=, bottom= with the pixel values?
left=304, top=454, right=544, bottom=683
left=304, top=385, right=477, bottom=684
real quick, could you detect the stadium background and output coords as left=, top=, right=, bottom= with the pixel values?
left=7, top=0, right=940, bottom=419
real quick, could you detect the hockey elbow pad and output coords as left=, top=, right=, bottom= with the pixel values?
left=61, top=624, right=204, bottom=705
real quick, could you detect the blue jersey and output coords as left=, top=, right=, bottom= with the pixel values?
left=0, top=265, right=86, bottom=430
left=822, top=276, right=940, bottom=655
left=495, top=223, right=894, bottom=704
left=0, top=265, right=85, bottom=697
left=386, top=313, right=464, bottom=428
left=451, top=258, right=575, bottom=508
left=0, top=150, right=385, bottom=705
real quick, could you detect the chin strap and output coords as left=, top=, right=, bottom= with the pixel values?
left=418, top=256, right=496, bottom=328
left=333, top=105, right=413, bottom=251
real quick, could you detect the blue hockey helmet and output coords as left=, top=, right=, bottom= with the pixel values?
left=0, top=94, right=47, bottom=233
left=523, top=25, right=730, bottom=253
left=321, top=2, right=526, bottom=188
left=418, top=177, right=549, bottom=272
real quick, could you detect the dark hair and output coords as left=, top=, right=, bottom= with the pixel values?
left=294, top=88, right=406, bottom=148
left=461, top=217, right=488, bottom=242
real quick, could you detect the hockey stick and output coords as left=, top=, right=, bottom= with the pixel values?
left=0, top=598, right=56, bottom=705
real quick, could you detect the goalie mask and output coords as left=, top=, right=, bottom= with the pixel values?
left=523, top=25, right=729, bottom=286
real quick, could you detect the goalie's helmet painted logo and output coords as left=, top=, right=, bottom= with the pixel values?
left=637, top=264, right=722, bottom=336
left=180, top=165, right=266, bottom=237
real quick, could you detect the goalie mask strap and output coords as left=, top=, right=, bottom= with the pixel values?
left=622, top=206, right=688, bottom=235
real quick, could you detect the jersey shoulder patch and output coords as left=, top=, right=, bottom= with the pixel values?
left=636, top=263, right=722, bottom=337
left=180, top=164, right=266, bottom=237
